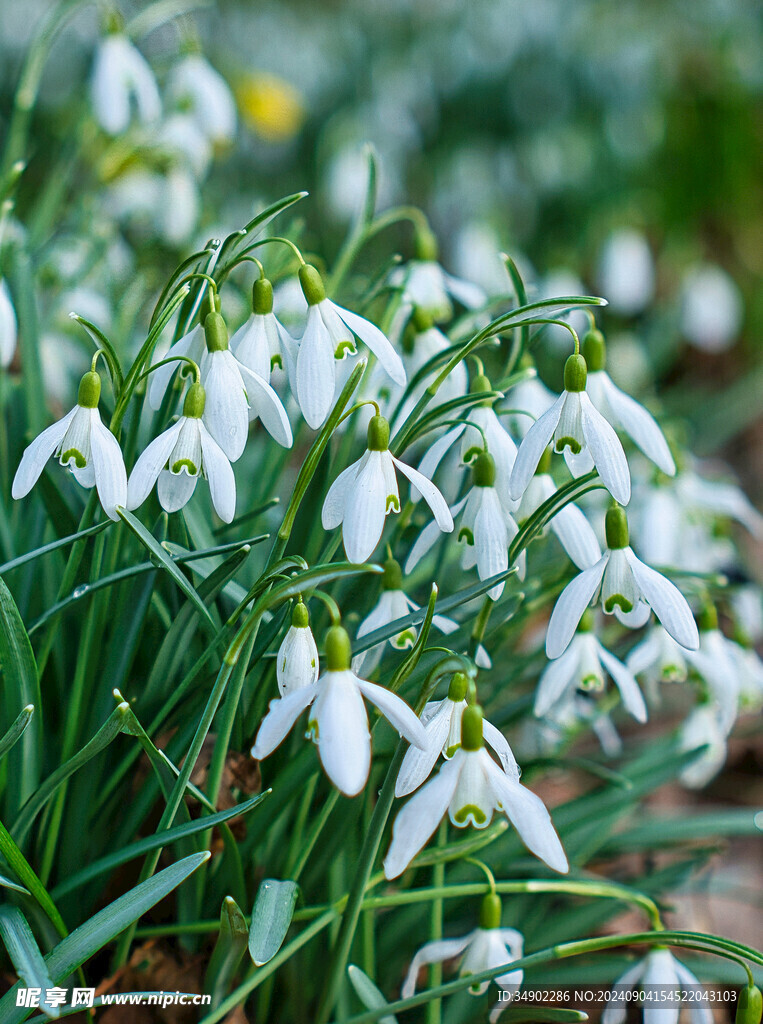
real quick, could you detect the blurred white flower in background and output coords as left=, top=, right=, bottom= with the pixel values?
left=680, top=263, right=743, bottom=352
left=597, top=229, right=655, bottom=317
left=90, top=33, right=161, bottom=136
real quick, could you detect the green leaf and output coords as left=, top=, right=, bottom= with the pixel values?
left=205, top=897, right=249, bottom=1008
left=0, top=522, right=110, bottom=576
left=347, top=965, right=398, bottom=1024
left=248, top=879, right=299, bottom=966
left=0, top=704, right=34, bottom=761
left=68, top=314, right=124, bottom=395
left=409, top=820, right=509, bottom=869
left=0, top=905, right=59, bottom=1019
left=117, top=508, right=218, bottom=637
left=0, top=874, right=29, bottom=895
left=0, top=820, right=67, bottom=938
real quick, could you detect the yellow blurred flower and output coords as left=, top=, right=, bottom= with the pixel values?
left=236, top=72, right=305, bottom=142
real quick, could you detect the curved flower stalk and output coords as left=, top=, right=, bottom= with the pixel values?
left=602, top=948, right=711, bottom=1024
left=510, top=353, right=630, bottom=507
left=536, top=611, right=647, bottom=723
left=166, top=52, right=237, bottom=147
left=251, top=625, right=427, bottom=797
left=384, top=704, right=568, bottom=878
left=90, top=33, right=161, bottom=136
left=582, top=329, right=676, bottom=476
left=295, top=264, right=406, bottom=429
left=277, top=600, right=319, bottom=696
left=0, top=279, right=17, bottom=368
left=396, top=671, right=519, bottom=797
left=12, top=369, right=127, bottom=520
left=516, top=447, right=601, bottom=570
left=402, top=893, right=523, bottom=1022
left=546, top=504, right=699, bottom=659
left=127, top=381, right=236, bottom=522
left=322, top=414, right=453, bottom=563
left=406, top=451, right=523, bottom=601
left=352, top=557, right=458, bottom=677
left=230, top=277, right=297, bottom=385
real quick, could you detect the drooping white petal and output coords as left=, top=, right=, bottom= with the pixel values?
left=322, top=455, right=363, bottom=530
left=199, top=422, right=236, bottom=523
left=443, top=270, right=487, bottom=309
left=331, top=301, right=406, bottom=386
left=0, top=280, right=17, bottom=368
left=202, top=351, right=249, bottom=461
left=384, top=756, right=462, bottom=878
left=579, top=393, right=631, bottom=505
left=127, top=419, right=184, bottom=509
left=624, top=548, right=699, bottom=650
left=601, top=960, right=646, bottom=1024
left=147, top=325, right=202, bottom=410
left=596, top=641, right=647, bottom=722
left=602, top=375, right=675, bottom=476
left=673, top=961, right=713, bottom=1024
left=395, top=700, right=452, bottom=797
left=549, top=501, right=602, bottom=570
left=238, top=363, right=293, bottom=447
left=482, top=720, right=520, bottom=779
left=356, top=677, right=428, bottom=748
left=401, top=933, right=474, bottom=999
left=482, top=753, right=568, bottom=873
left=342, top=450, right=388, bottom=562
left=230, top=314, right=272, bottom=381
left=412, top=426, right=465, bottom=502
left=277, top=625, right=319, bottom=696
left=614, top=601, right=652, bottom=629
left=158, top=466, right=198, bottom=511
left=535, top=643, right=580, bottom=717
left=251, top=685, right=317, bottom=759
left=311, top=671, right=371, bottom=796
left=641, top=950, right=680, bottom=1024
left=88, top=409, right=127, bottom=520
left=12, top=407, right=77, bottom=499
left=296, top=305, right=336, bottom=428
left=167, top=54, right=236, bottom=145
left=509, top=393, right=565, bottom=500
left=392, top=456, right=453, bottom=531
left=405, top=494, right=467, bottom=574
left=546, top=555, right=608, bottom=659
left=474, top=488, right=509, bottom=600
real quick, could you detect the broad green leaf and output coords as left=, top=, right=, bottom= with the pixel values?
left=0, top=905, right=59, bottom=1019
left=347, top=965, right=397, bottom=1024
left=205, top=897, right=249, bottom=1008
left=248, top=879, right=299, bottom=966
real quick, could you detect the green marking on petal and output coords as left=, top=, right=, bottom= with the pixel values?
left=386, top=494, right=400, bottom=514
left=662, top=664, right=685, bottom=682
left=453, top=803, right=487, bottom=825
left=392, top=629, right=417, bottom=649
left=462, top=445, right=482, bottom=464
left=270, top=353, right=283, bottom=370
left=604, top=594, right=633, bottom=613
left=457, top=527, right=475, bottom=545
left=555, top=437, right=581, bottom=454
left=307, top=718, right=318, bottom=740
left=171, top=458, right=199, bottom=475
left=60, top=448, right=87, bottom=469
left=334, top=339, right=356, bottom=360
left=445, top=742, right=461, bottom=758
left=581, top=672, right=604, bottom=691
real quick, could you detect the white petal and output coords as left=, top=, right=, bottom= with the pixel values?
left=601, top=961, right=646, bottom=1024
left=277, top=626, right=319, bottom=696
left=412, top=426, right=465, bottom=502
left=251, top=686, right=317, bottom=759
left=483, top=754, right=568, bottom=873
left=596, top=641, right=647, bottom=722
left=230, top=314, right=271, bottom=380
left=12, top=407, right=77, bottom=499
left=404, top=494, right=467, bottom=574
left=614, top=601, right=652, bottom=629
left=534, top=644, right=580, bottom=717
left=580, top=393, right=631, bottom=505
left=199, top=422, right=236, bottom=523
left=158, top=466, right=197, bottom=511
left=625, top=549, right=699, bottom=650
left=89, top=409, right=127, bottom=521
left=296, top=305, right=336, bottom=429
left=342, top=451, right=388, bottom=562
left=475, top=488, right=509, bottom=600
left=395, top=701, right=452, bottom=797
left=673, top=962, right=713, bottom=1024
left=642, top=951, right=680, bottom=1024
left=401, top=934, right=473, bottom=999
left=331, top=301, right=406, bottom=386
left=238, top=363, right=293, bottom=447
left=383, top=755, right=461, bottom=879
left=148, top=326, right=201, bottom=410
left=602, top=376, right=675, bottom=476
left=202, top=351, right=249, bottom=462
left=482, top=720, right=520, bottom=779
left=549, top=502, right=602, bottom=570
left=545, top=555, right=608, bottom=659
left=509, top=393, right=565, bottom=500
left=0, top=281, right=17, bottom=368
left=312, top=671, right=371, bottom=796
left=127, top=419, right=184, bottom=509
left=356, top=677, right=428, bottom=748
left=322, top=455, right=362, bottom=530
left=392, top=456, right=453, bottom=531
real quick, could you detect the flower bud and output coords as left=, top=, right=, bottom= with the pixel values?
left=252, top=277, right=274, bottom=315
left=461, top=704, right=484, bottom=751
left=367, top=414, right=390, bottom=452
left=382, top=557, right=403, bottom=591
left=292, top=599, right=309, bottom=629
left=183, top=381, right=206, bottom=418
left=479, top=892, right=502, bottom=930
left=448, top=671, right=469, bottom=703
left=325, top=625, right=351, bottom=671
left=411, top=306, right=435, bottom=334
left=605, top=504, right=629, bottom=550
left=564, top=353, right=587, bottom=393
left=77, top=370, right=101, bottom=409
left=473, top=451, right=496, bottom=488
left=582, top=329, right=606, bottom=372
left=204, top=311, right=229, bottom=352
left=299, top=264, right=326, bottom=306
left=736, top=986, right=763, bottom=1024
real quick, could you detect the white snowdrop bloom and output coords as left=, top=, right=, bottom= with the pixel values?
left=383, top=704, right=568, bottom=879
left=230, top=277, right=297, bottom=386
left=352, top=557, right=458, bottom=677
left=682, top=608, right=743, bottom=733
left=402, top=893, right=523, bottom=1017
left=603, top=949, right=711, bottom=1024
left=396, top=670, right=520, bottom=797
left=677, top=704, right=730, bottom=789
left=510, top=354, right=631, bottom=507
left=90, top=33, right=161, bottom=136
left=626, top=625, right=690, bottom=698
left=161, top=165, right=200, bottom=247
left=731, top=585, right=763, bottom=645
left=597, top=229, right=654, bottom=317
left=199, top=311, right=292, bottom=461
left=515, top=447, right=601, bottom=570
left=0, top=279, right=17, bottom=368
left=546, top=504, right=699, bottom=659
left=406, top=451, right=523, bottom=601
left=166, top=53, right=237, bottom=146
left=680, top=263, right=742, bottom=353
left=390, top=227, right=486, bottom=321
left=582, top=330, right=675, bottom=476
left=12, top=369, right=127, bottom=521
left=295, top=264, right=406, bottom=429
left=277, top=600, right=319, bottom=697
left=251, top=626, right=427, bottom=797
left=156, top=111, right=212, bottom=179
left=322, top=414, right=453, bottom=564
left=126, top=381, right=235, bottom=523
left=452, top=221, right=519, bottom=298
left=530, top=691, right=624, bottom=760
left=536, top=612, right=647, bottom=723
left=729, top=642, right=763, bottom=712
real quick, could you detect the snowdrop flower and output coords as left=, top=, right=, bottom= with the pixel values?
left=0, top=279, right=17, bottom=368
left=199, top=311, right=292, bottom=461
left=390, top=225, right=485, bottom=322
left=251, top=625, right=427, bottom=797
left=407, top=452, right=523, bottom=601
left=384, top=704, right=568, bottom=878
left=156, top=112, right=212, bottom=180
left=277, top=600, right=319, bottom=696
left=230, top=277, right=297, bottom=385
left=516, top=447, right=601, bottom=570
left=402, top=893, right=523, bottom=1019
left=603, top=948, right=710, bottom=1024
left=90, top=33, right=161, bottom=136
left=295, top=264, right=406, bottom=429
left=582, top=330, right=675, bottom=476
left=597, top=229, right=654, bottom=317
left=680, top=263, right=742, bottom=353
left=683, top=606, right=742, bottom=732
left=12, top=369, right=127, bottom=521
left=352, top=557, right=458, bottom=677
left=322, top=414, right=453, bottom=563
left=396, top=671, right=520, bottom=797
left=126, top=381, right=235, bottom=523
left=510, top=354, right=631, bottom=506
left=677, top=704, right=729, bottom=789
left=546, top=504, right=699, bottom=659
left=626, top=625, right=689, bottom=703
left=166, top=52, right=237, bottom=147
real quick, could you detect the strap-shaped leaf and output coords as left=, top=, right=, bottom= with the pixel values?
left=248, top=879, right=299, bottom=966
left=0, top=905, right=59, bottom=1019
left=347, top=965, right=398, bottom=1024
left=205, top=897, right=249, bottom=1008
left=0, top=704, right=34, bottom=761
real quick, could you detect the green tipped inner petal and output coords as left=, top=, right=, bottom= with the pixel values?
left=60, top=448, right=87, bottom=469
left=171, top=458, right=199, bottom=476
left=334, top=339, right=356, bottom=360
left=392, top=628, right=417, bottom=650
left=453, top=803, right=487, bottom=825
left=555, top=436, right=581, bottom=454
left=386, top=494, right=400, bottom=514
left=603, top=594, right=633, bottom=613
left=458, top=527, right=475, bottom=545
left=270, top=354, right=283, bottom=370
